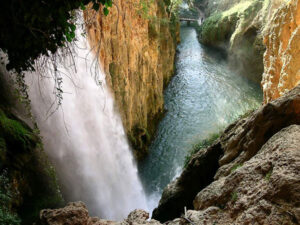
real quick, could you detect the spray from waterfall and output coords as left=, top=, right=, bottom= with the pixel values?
left=26, top=16, right=147, bottom=220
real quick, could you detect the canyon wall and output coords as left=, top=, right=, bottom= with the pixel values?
left=153, top=84, right=300, bottom=224
left=84, top=1, right=178, bottom=158
left=0, top=70, right=63, bottom=225
left=152, top=1, right=300, bottom=222
left=198, top=0, right=300, bottom=101
left=262, top=0, right=300, bottom=103
left=197, top=0, right=285, bottom=83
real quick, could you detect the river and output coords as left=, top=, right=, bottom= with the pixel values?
left=139, top=24, right=263, bottom=212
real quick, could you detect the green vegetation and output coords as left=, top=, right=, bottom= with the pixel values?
left=265, top=168, right=273, bottom=181
left=0, top=171, right=21, bottom=225
left=0, top=109, right=35, bottom=152
left=197, top=0, right=263, bottom=45
left=231, top=191, right=238, bottom=202
left=0, top=108, right=63, bottom=225
left=237, top=109, right=255, bottom=120
left=197, top=10, right=236, bottom=45
left=0, top=0, right=112, bottom=73
left=184, top=133, right=220, bottom=168
left=230, top=163, right=243, bottom=173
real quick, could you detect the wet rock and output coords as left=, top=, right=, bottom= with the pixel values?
left=40, top=203, right=164, bottom=225
left=40, top=202, right=90, bottom=225
left=153, top=84, right=300, bottom=222
left=192, top=125, right=300, bottom=224
left=152, top=143, right=223, bottom=222
left=217, top=84, right=300, bottom=177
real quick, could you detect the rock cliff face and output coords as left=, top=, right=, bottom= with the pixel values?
left=84, top=1, right=178, bottom=158
left=262, top=0, right=300, bottom=103
left=197, top=0, right=285, bottom=83
left=40, top=85, right=300, bottom=225
left=153, top=84, right=300, bottom=223
left=0, top=71, right=63, bottom=225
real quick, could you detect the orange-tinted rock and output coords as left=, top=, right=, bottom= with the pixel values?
left=262, top=0, right=300, bottom=103
left=84, top=2, right=178, bottom=157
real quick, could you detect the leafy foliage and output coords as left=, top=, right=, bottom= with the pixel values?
left=230, top=163, right=243, bottom=173
left=0, top=0, right=112, bottom=73
left=265, top=168, right=273, bottom=181
left=184, top=133, right=220, bottom=168
left=0, top=171, right=21, bottom=225
left=231, top=191, right=238, bottom=202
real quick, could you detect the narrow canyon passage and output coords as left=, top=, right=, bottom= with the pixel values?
left=139, top=24, right=263, bottom=212
left=26, top=22, right=147, bottom=220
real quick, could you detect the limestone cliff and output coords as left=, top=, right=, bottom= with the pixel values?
left=84, top=1, right=178, bottom=158
left=197, top=0, right=285, bottom=83
left=262, top=0, right=300, bottom=103
left=153, top=84, right=300, bottom=223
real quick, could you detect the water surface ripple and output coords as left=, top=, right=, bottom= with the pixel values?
left=139, top=25, right=262, bottom=211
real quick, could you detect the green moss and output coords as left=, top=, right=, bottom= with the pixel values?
left=0, top=109, right=35, bottom=152
left=231, top=191, right=238, bottom=202
left=0, top=171, right=21, bottom=225
left=184, top=133, right=220, bottom=168
left=148, top=21, right=159, bottom=40
left=0, top=108, right=63, bottom=225
left=198, top=11, right=236, bottom=45
left=230, top=163, right=243, bottom=173
left=198, top=0, right=263, bottom=46
left=265, top=168, right=273, bottom=181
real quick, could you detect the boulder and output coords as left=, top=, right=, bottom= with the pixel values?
left=153, top=84, right=300, bottom=222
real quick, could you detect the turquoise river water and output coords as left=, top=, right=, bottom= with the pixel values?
left=138, top=24, right=263, bottom=212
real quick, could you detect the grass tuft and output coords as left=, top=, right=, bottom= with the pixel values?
left=184, top=133, right=220, bottom=168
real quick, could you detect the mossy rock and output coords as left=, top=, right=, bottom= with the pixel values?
left=0, top=108, right=63, bottom=225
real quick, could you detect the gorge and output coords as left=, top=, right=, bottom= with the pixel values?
left=0, top=0, right=300, bottom=224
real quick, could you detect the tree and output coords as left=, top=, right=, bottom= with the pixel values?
left=0, top=0, right=112, bottom=73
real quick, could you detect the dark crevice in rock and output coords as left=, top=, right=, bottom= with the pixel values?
left=152, top=142, right=223, bottom=222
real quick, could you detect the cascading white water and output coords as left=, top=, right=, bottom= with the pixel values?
left=26, top=19, right=147, bottom=220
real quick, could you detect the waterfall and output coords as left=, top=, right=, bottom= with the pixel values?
left=26, top=20, right=147, bottom=220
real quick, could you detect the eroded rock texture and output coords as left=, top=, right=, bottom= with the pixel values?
left=262, top=0, right=300, bottom=103
left=84, top=1, right=178, bottom=158
left=198, top=0, right=285, bottom=83
left=192, top=125, right=300, bottom=224
left=153, top=84, right=300, bottom=222
left=40, top=201, right=185, bottom=225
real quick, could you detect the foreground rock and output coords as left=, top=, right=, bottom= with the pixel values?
left=153, top=84, right=300, bottom=222
left=40, top=202, right=184, bottom=225
left=192, top=125, right=300, bottom=224
left=42, top=118, right=300, bottom=225
left=152, top=143, right=223, bottom=222
left=41, top=85, right=300, bottom=225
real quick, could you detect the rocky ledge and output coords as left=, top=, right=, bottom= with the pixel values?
left=153, top=84, right=300, bottom=223
left=40, top=202, right=185, bottom=225
left=41, top=85, right=300, bottom=225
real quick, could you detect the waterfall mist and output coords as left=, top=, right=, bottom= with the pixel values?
left=26, top=21, right=147, bottom=220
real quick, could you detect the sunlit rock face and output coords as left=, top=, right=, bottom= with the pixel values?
left=84, top=1, right=178, bottom=158
left=262, top=0, right=300, bottom=103
left=197, top=0, right=285, bottom=83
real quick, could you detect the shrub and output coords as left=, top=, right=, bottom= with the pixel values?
left=0, top=171, right=21, bottom=225
left=230, top=163, right=243, bottom=173
left=184, top=133, right=220, bottom=168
